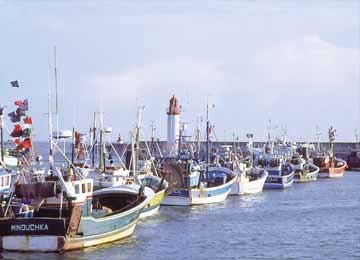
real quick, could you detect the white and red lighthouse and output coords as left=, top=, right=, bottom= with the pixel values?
left=166, top=95, right=180, bottom=156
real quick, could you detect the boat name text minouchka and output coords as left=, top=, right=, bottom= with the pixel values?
left=11, top=224, right=49, bottom=232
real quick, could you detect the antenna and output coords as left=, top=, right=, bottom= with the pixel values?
left=54, top=46, right=59, bottom=142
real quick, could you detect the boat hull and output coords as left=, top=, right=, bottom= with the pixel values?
left=0, top=186, right=152, bottom=252
left=264, top=171, right=294, bottom=189
left=140, top=189, right=165, bottom=218
left=0, top=219, right=137, bottom=252
left=161, top=176, right=236, bottom=206
left=293, top=164, right=319, bottom=183
left=318, top=159, right=347, bottom=178
left=230, top=171, right=268, bottom=195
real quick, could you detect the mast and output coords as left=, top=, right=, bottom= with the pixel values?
left=196, top=115, right=201, bottom=160
left=98, top=128, right=104, bottom=171
left=328, top=126, right=336, bottom=158
left=48, top=73, right=54, bottom=174
left=0, top=110, right=4, bottom=162
left=315, top=125, right=321, bottom=151
left=54, top=46, right=59, bottom=142
left=131, top=131, right=136, bottom=176
left=178, top=123, right=183, bottom=158
left=206, top=103, right=210, bottom=169
left=71, top=127, right=75, bottom=165
left=135, top=107, right=143, bottom=174
left=150, top=121, right=155, bottom=157
left=91, top=112, right=96, bottom=168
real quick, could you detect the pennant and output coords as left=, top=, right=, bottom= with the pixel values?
left=14, top=100, right=23, bottom=106
left=23, top=116, right=32, bottom=124
left=8, top=112, right=21, bottom=123
left=16, top=108, right=26, bottom=117
left=19, top=99, right=28, bottom=111
left=10, top=80, right=19, bottom=88
left=23, top=138, right=32, bottom=149
left=22, top=128, right=32, bottom=137
left=10, top=124, right=23, bottom=138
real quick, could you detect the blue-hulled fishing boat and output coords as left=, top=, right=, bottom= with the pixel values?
left=257, top=155, right=294, bottom=189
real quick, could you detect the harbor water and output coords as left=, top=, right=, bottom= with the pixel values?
left=2, top=172, right=359, bottom=259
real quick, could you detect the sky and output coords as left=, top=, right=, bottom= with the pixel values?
left=0, top=0, right=359, bottom=142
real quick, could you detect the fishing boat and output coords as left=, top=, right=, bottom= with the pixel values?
left=230, top=160, right=268, bottom=195
left=260, top=156, right=294, bottom=189
left=289, top=154, right=319, bottom=182
left=161, top=158, right=236, bottom=206
left=312, top=126, right=347, bottom=178
left=0, top=168, right=153, bottom=252
left=215, top=136, right=268, bottom=195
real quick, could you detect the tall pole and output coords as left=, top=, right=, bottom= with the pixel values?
left=71, top=127, right=75, bottom=165
left=151, top=121, right=155, bottom=157
left=178, top=123, right=182, bottom=158
left=196, top=115, right=201, bottom=160
left=0, top=115, right=4, bottom=162
left=92, top=112, right=96, bottom=168
left=206, top=103, right=210, bottom=169
left=48, top=74, right=54, bottom=174
left=54, top=46, right=59, bottom=142
left=135, top=107, right=143, bottom=174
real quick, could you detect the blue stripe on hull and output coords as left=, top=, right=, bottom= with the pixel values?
left=78, top=209, right=141, bottom=237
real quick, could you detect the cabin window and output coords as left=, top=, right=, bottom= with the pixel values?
left=75, top=184, right=80, bottom=194
left=87, top=183, right=92, bottom=193
left=6, top=176, right=10, bottom=185
left=0, top=177, right=3, bottom=187
left=82, top=183, right=86, bottom=193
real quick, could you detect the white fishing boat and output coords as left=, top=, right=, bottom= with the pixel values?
left=161, top=158, right=236, bottom=206
left=230, top=162, right=268, bottom=195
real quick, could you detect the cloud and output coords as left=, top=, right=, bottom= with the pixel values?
left=253, top=34, right=359, bottom=87
left=87, top=57, right=225, bottom=107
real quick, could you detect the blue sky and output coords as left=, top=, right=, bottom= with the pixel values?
left=0, top=0, right=359, bottom=142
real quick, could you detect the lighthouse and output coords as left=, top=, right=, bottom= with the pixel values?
left=166, top=95, right=180, bottom=156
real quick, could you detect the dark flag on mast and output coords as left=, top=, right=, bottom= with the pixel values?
left=10, top=80, right=19, bottom=88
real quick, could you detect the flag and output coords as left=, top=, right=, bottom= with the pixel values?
left=8, top=112, right=21, bottom=122
left=22, top=128, right=32, bottom=137
left=16, top=108, right=26, bottom=117
left=10, top=80, right=19, bottom=88
left=23, top=138, right=32, bottom=149
left=14, top=100, right=23, bottom=106
left=23, top=116, right=32, bottom=124
left=0, top=106, right=3, bottom=116
left=10, top=124, right=23, bottom=137
left=19, top=99, right=28, bottom=111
